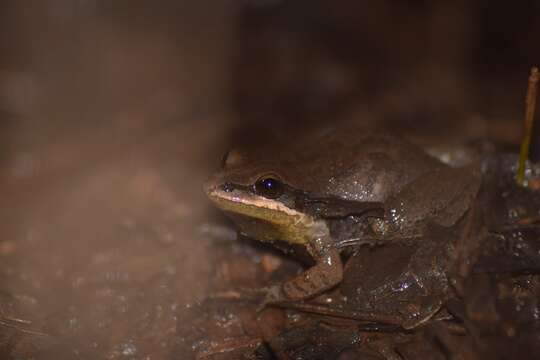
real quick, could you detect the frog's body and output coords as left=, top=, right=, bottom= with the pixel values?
left=205, top=129, right=481, bottom=303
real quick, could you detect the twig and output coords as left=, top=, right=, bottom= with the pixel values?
left=0, top=319, right=47, bottom=337
left=270, top=301, right=403, bottom=325
left=517, top=67, right=539, bottom=186
left=195, top=336, right=263, bottom=359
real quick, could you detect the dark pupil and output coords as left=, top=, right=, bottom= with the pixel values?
left=255, top=178, right=283, bottom=199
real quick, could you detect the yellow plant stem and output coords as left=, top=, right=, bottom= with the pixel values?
left=517, top=67, right=539, bottom=186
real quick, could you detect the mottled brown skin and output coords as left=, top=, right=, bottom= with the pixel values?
left=205, top=128, right=481, bottom=302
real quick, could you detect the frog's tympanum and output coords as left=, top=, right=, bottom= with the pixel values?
left=205, top=129, right=481, bottom=309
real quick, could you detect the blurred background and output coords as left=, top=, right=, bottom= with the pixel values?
left=0, top=0, right=539, bottom=358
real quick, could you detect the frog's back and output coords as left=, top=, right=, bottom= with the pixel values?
left=294, top=129, right=444, bottom=202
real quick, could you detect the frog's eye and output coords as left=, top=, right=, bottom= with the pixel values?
left=254, top=176, right=284, bottom=199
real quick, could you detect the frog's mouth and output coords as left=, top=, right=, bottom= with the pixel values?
left=205, top=186, right=326, bottom=245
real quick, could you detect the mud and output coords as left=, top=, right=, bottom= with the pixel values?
left=1, top=1, right=540, bottom=359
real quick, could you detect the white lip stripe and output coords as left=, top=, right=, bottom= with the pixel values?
left=208, top=188, right=330, bottom=244
left=209, top=189, right=307, bottom=218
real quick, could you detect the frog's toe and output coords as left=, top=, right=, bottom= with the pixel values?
left=207, top=285, right=288, bottom=312
left=263, top=285, right=283, bottom=303
left=255, top=285, right=287, bottom=312
left=207, top=287, right=267, bottom=303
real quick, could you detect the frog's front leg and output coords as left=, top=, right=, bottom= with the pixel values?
left=281, top=235, right=343, bottom=300
left=214, top=236, right=342, bottom=306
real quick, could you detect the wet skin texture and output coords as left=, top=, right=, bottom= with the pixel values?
left=205, top=128, right=481, bottom=303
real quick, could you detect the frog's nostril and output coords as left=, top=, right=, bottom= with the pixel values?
left=221, top=182, right=235, bottom=192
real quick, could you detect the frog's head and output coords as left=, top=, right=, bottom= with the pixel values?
left=204, top=149, right=328, bottom=245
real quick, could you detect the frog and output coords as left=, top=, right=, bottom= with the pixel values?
left=204, top=128, right=481, bottom=308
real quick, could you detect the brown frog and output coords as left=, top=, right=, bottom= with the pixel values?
left=204, top=128, right=481, bottom=309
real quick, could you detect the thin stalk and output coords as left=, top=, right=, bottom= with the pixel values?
left=517, top=67, right=539, bottom=186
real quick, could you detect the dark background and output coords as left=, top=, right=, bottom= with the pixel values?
left=0, top=1, right=539, bottom=358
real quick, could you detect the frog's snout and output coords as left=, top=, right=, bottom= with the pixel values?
left=203, top=176, right=219, bottom=197
left=204, top=176, right=237, bottom=203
